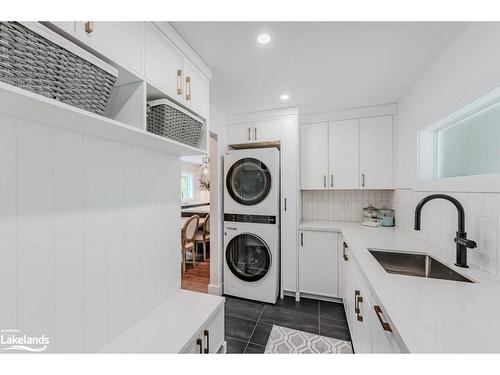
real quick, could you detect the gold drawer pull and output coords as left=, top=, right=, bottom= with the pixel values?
left=374, top=305, right=392, bottom=332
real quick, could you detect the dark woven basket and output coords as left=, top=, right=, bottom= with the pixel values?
left=0, top=22, right=117, bottom=115
left=147, top=101, right=203, bottom=148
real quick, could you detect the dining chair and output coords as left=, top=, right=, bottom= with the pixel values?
left=194, top=214, right=210, bottom=261
left=181, top=215, right=200, bottom=274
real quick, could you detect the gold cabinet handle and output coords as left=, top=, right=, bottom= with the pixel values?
left=354, top=290, right=360, bottom=314
left=330, top=174, right=334, bottom=187
left=248, top=128, right=251, bottom=141
left=356, top=295, right=363, bottom=321
left=177, top=69, right=183, bottom=95
left=254, top=127, right=257, bottom=141
left=284, top=198, right=287, bottom=211
left=374, top=305, right=392, bottom=332
left=342, top=242, right=348, bottom=261
left=300, top=232, right=303, bottom=246
left=362, top=173, right=365, bottom=188
left=323, top=175, right=326, bottom=188
left=203, top=330, right=209, bottom=353
left=85, top=21, right=94, bottom=34
left=186, top=76, right=192, bottom=100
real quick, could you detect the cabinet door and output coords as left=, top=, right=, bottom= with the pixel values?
left=76, top=22, right=144, bottom=75
left=372, top=295, right=403, bottom=353
left=359, top=116, right=393, bottom=189
left=351, top=265, right=373, bottom=353
left=253, top=118, right=282, bottom=143
left=300, top=123, right=329, bottom=190
left=183, top=59, right=210, bottom=120
left=281, top=117, right=298, bottom=293
left=226, top=123, right=254, bottom=145
left=203, top=305, right=225, bottom=353
left=329, top=119, right=360, bottom=189
left=342, top=244, right=355, bottom=332
left=298, top=231, right=338, bottom=297
left=144, top=24, right=184, bottom=100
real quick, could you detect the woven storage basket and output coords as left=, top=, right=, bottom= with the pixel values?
left=0, top=22, right=117, bottom=115
left=147, top=99, right=203, bottom=148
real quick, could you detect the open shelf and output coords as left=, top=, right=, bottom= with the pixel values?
left=0, top=82, right=206, bottom=156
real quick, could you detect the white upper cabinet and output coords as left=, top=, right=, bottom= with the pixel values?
left=144, top=24, right=184, bottom=101
left=253, top=118, right=283, bottom=143
left=183, top=59, right=210, bottom=120
left=75, top=22, right=145, bottom=76
left=226, top=122, right=255, bottom=145
left=226, top=118, right=282, bottom=145
left=300, top=123, right=329, bottom=190
left=359, top=115, right=394, bottom=189
left=300, top=115, right=394, bottom=190
left=329, top=119, right=360, bottom=189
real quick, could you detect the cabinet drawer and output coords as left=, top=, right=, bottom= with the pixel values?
left=372, top=295, right=405, bottom=353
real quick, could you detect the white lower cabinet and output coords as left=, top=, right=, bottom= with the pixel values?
left=340, top=238, right=405, bottom=353
left=298, top=230, right=338, bottom=298
left=182, top=304, right=225, bottom=353
left=372, top=295, right=403, bottom=353
left=351, top=263, right=373, bottom=353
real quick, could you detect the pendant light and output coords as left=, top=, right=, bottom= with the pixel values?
left=199, top=156, right=210, bottom=191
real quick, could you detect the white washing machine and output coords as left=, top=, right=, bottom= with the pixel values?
left=224, top=148, right=280, bottom=217
left=223, top=214, right=279, bottom=304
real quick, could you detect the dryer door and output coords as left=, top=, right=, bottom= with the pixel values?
left=225, top=233, right=271, bottom=282
left=226, top=158, right=272, bottom=206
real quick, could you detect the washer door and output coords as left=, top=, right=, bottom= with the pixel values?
left=226, top=233, right=271, bottom=282
left=226, top=158, right=272, bottom=206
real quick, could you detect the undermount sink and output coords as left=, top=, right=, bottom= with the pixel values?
left=369, top=249, right=474, bottom=283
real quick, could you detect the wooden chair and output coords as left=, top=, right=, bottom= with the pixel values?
left=181, top=215, right=200, bottom=274
left=194, top=214, right=210, bottom=261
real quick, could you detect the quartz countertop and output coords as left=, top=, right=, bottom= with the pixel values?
left=299, top=220, right=500, bottom=353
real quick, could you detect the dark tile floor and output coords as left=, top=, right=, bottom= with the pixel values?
left=224, top=295, right=352, bottom=354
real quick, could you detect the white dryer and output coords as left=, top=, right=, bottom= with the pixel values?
left=223, top=214, right=279, bottom=304
left=224, top=148, right=280, bottom=217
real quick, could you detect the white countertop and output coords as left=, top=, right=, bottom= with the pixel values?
left=100, top=290, right=224, bottom=353
left=299, top=220, right=500, bottom=353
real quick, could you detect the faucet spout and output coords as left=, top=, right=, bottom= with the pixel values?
left=414, top=194, right=475, bottom=268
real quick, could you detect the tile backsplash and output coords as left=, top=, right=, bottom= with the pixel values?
left=301, top=190, right=393, bottom=222
left=390, top=189, right=500, bottom=276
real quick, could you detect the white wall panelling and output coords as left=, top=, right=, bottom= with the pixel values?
left=0, top=116, right=17, bottom=331
left=0, top=114, right=179, bottom=352
left=390, top=190, right=500, bottom=276
left=393, top=24, right=500, bottom=277
left=302, top=190, right=393, bottom=222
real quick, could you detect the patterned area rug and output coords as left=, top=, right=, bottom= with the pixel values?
left=264, top=325, right=353, bottom=354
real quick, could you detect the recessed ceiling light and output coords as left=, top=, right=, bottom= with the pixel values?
left=280, top=94, right=290, bottom=100
left=257, top=34, right=271, bottom=44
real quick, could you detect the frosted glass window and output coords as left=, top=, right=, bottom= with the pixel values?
left=437, top=100, right=500, bottom=178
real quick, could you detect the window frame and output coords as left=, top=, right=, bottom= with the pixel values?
left=181, top=171, right=194, bottom=201
left=416, top=85, right=500, bottom=193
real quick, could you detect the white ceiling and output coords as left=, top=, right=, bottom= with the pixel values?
left=171, top=22, right=466, bottom=115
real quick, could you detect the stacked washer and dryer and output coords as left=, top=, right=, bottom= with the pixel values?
left=223, top=148, right=280, bottom=304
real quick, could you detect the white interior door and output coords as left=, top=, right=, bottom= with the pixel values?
left=300, top=123, right=329, bottom=190
left=329, top=119, right=360, bottom=189
left=359, top=115, right=393, bottom=189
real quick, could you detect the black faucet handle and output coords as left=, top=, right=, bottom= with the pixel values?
left=454, top=237, right=477, bottom=249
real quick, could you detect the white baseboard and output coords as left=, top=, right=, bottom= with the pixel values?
left=208, top=282, right=223, bottom=296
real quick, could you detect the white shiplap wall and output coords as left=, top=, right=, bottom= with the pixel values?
left=301, top=190, right=393, bottom=222
left=0, top=115, right=180, bottom=353
left=391, top=190, right=500, bottom=276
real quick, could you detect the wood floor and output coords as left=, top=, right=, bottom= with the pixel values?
left=181, top=257, right=210, bottom=293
